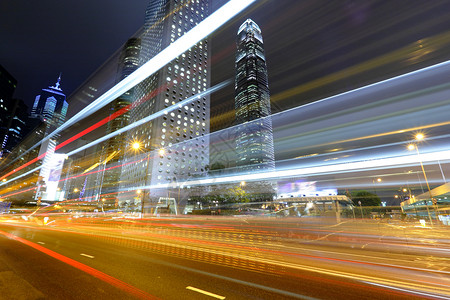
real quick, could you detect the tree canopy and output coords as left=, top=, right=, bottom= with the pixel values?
left=351, top=190, right=381, bottom=206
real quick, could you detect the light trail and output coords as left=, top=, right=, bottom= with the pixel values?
left=0, top=166, right=41, bottom=188
left=0, top=230, right=157, bottom=300
left=0, top=0, right=256, bottom=177
left=130, top=149, right=450, bottom=192
left=3, top=19, right=450, bottom=189
left=66, top=81, right=230, bottom=157
left=0, top=81, right=229, bottom=189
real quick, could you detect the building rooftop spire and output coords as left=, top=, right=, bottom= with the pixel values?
left=51, top=73, right=62, bottom=91
left=238, top=19, right=261, bottom=34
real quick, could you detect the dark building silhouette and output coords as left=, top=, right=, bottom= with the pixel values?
left=94, top=38, right=142, bottom=197
left=2, top=99, right=29, bottom=155
left=0, top=65, right=18, bottom=156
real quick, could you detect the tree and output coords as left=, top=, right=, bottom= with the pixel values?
left=351, top=190, right=381, bottom=206
left=210, top=162, right=226, bottom=170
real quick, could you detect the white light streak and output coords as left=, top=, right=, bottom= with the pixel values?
left=67, top=81, right=230, bottom=157
left=0, top=166, right=42, bottom=187
left=7, top=0, right=256, bottom=167
left=131, top=149, right=450, bottom=191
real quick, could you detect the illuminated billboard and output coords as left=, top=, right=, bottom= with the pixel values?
left=277, top=180, right=337, bottom=198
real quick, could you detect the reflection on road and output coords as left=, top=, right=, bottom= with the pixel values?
left=1, top=214, right=449, bottom=299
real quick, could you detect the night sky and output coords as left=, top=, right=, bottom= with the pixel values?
left=1, top=0, right=148, bottom=110
left=2, top=0, right=450, bottom=121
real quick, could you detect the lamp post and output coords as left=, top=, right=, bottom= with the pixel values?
left=131, top=141, right=150, bottom=217
left=171, top=176, right=181, bottom=215
left=408, top=133, right=436, bottom=225
left=372, top=177, right=382, bottom=195
left=358, top=200, right=363, bottom=220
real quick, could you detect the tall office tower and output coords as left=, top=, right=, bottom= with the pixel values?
left=94, top=38, right=141, bottom=197
left=31, top=75, right=69, bottom=201
left=2, top=99, right=29, bottom=155
left=0, top=65, right=17, bottom=157
left=31, top=74, right=68, bottom=133
left=234, top=19, right=275, bottom=172
left=119, top=0, right=211, bottom=211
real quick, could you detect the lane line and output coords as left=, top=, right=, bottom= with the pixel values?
left=363, top=281, right=450, bottom=300
left=186, top=286, right=225, bottom=299
left=80, top=253, right=95, bottom=259
left=0, top=230, right=158, bottom=300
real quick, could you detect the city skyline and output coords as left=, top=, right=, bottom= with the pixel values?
left=1, top=2, right=450, bottom=299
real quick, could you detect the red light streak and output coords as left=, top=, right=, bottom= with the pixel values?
left=0, top=230, right=158, bottom=300
left=1, top=45, right=227, bottom=183
left=0, top=185, right=37, bottom=198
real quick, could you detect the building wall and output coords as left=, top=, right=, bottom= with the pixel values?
left=119, top=0, right=211, bottom=209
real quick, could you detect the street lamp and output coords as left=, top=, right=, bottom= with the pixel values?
left=372, top=177, right=382, bottom=195
left=407, top=133, right=436, bottom=224
left=132, top=142, right=141, bottom=150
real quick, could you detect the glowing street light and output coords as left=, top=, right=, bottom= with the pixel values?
left=415, top=133, right=424, bottom=141
left=132, top=142, right=141, bottom=150
left=158, top=148, right=165, bottom=156
left=407, top=134, right=436, bottom=224
left=73, top=188, right=79, bottom=193
left=372, top=177, right=382, bottom=195
left=240, top=181, right=246, bottom=187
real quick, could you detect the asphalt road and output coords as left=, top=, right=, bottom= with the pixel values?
left=0, top=216, right=448, bottom=299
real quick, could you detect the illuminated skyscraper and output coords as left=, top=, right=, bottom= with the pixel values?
left=119, top=0, right=211, bottom=210
left=32, top=75, right=68, bottom=201
left=235, top=19, right=275, bottom=172
left=31, top=74, right=68, bottom=132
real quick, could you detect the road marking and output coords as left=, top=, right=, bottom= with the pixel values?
left=37, top=241, right=45, bottom=245
left=186, top=286, right=225, bottom=299
left=0, top=230, right=156, bottom=300
left=80, top=253, right=94, bottom=259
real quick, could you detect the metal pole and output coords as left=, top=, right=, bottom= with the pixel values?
left=415, top=145, right=436, bottom=225
left=358, top=201, right=363, bottom=220
left=141, top=153, right=150, bottom=218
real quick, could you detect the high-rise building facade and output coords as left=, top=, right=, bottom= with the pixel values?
left=31, top=75, right=69, bottom=201
left=0, top=65, right=18, bottom=156
left=119, top=0, right=211, bottom=210
left=94, top=38, right=142, bottom=197
left=234, top=19, right=275, bottom=172
left=31, top=74, right=68, bottom=133
left=2, top=99, right=29, bottom=155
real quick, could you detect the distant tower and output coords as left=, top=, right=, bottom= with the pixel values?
left=32, top=75, right=69, bottom=202
left=31, top=74, right=68, bottom=132
left=119, top=0, right=211, bottom=211
left=234, top=19, right=275, bottom=172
